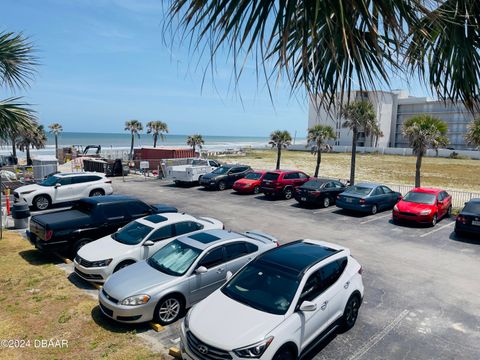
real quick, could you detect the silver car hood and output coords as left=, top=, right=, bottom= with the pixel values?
left=103, top=260, right=176, bottom=300
left=189, top=290, right=285, bottom=350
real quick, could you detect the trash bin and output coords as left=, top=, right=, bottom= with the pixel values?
left=11, top=203, right=30, bottom=229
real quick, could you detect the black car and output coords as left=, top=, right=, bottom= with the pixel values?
left=27, top=195, right=177, bottom=255
left=199, top=164, right=252, bottom=190
left=455, top=198, right=480, bottom=237
left=294, top=178, right=346, bottom=207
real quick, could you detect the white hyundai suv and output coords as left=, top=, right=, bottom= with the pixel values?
left=13, top=172, right=113, bottom=210
left=181, top=240, right=364, bottom=360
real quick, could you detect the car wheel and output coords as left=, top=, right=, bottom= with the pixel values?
left=371, top=204, right=378, bottom=215
left=431, top=214, right=438, bottom=227
left=73, top=238, right=91, bottom=255
left=33, top=195, right=51, bottom=211
left=218, top=181, right=226, bottom=191
left=284, top=188, right=293, bottom=200
left=113, top=261, right=134, bottom=273
left=446, top=206, right=452, bottom=218
left=323, top=197, right=331, bottom=208
left=253, top=186, right=260, bottom=194
left=341, top=294, right=361, bottom=331
left=197, top=176, right=202, bottom=184
left=89, top=189, right=105, bottom=197
left=155, top=295, right=184, bottom=325
left=273, top=348, right=295, bottom=360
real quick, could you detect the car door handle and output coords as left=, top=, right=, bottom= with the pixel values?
left=216, top=268, right=225, bottom=273
left=320, top=301, right=328, bottom=311
left=344, top=281, right=350, bottom=289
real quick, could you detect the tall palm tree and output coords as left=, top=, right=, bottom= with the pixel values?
left=465, top=118, right=480, bottom=150
left=186, top=134, right=204, bottom=154
left=16, top=123, right=47, bottom=165
left=269, top=130, right=292, bottom=170
left=341, top=100, right=376, bottom=185
left=48, top=123, right=63, bottom=158
left=402, top=115, right=448, bottom=187
left=146, top=121, right=168, bottom=148
left=307, top=125, right=336, bottom=177
left=124, top=120, right=143, bottom=160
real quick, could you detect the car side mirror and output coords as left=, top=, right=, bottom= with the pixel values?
left=226, top=270, right=233, bottom=281
left=54, top=183, right=62, bottom=188
left=143, top=240, right=154, bottom=247
left=196, top=266, right=208, bottom=274
left=299, top=301, right=317, bottom=312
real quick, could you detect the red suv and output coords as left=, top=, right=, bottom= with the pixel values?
left=260, top=170, right=310, bottom=199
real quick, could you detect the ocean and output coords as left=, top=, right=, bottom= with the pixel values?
left=0, top=132, right=306, bottom=158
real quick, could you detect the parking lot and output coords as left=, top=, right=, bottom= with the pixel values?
left=30, top=176, right=480, bottom=360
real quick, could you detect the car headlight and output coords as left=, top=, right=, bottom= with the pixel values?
left=121, top=294, right=151, bottom=306
left=420, top=209, right=432, bottom=215
left=90, top=258, right=113, bottom=267
left=233, top=337, right=274, bottom=358
left=393, top=205, right=399, bottom=211
left=20, top=190, right=35, bottom=195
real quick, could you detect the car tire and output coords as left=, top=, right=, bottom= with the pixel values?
left=371, top=204, right=378, bottom=215
left=284, top=188, right=293, bottom=200
left=431, top=214, right=438, bottom=227
left=323, top=197, right=331, bottom=208
left=33, top=195, right=51, bottom=211
left=114, top=261, right=135, bottom=273
left=197, top=176, right=203, bottom=184
left=218, top=181, right=226, bottom=191
left=446, top=206, right=452, bottom=218
left=73, top=238, right=91, bottom=255
left=89, top=189, right=105, bottom=197
left=154, top=294, right=184, bottom=325
left=341, top=294, right=361, bottom=331
left=253, top=186, right=260, bottom=194
left=273, top=348, right=295, bottom=360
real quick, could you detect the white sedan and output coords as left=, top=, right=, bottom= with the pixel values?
left=74, top=213, right=223, bottom=283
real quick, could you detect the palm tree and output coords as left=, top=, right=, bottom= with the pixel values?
left=48, top=123, right=63, bottom=158
left=269, top=130, right=292, bottom=170
left=341, top=100, right=376, bottom=185
left=402, top=115, right=448, bottom=188
left=307, top=125, right=336, bottom=177
left=124, top=120, right=143, bottom=160
left=186, top=134, right=204, bottom=154
left=146, top=121, right=168, bottom=148
left=465, top=118, right=480, bottom=150
left=16, top=123, right=47, bottom=165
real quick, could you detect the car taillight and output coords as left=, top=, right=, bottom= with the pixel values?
left=312, top=190, right=321, bottom=195
left=359, top=199, right=366, bottom=204
left=276, top=241, right=280, bottom=247
left=337, top=195, right=340, bottom=199
left=45, top=229, right=53, bottom=241
left=456, top=215, right=466, bottom=224
left=105, top=180, right=112, bottom=184
left=358, top=266, right=363, bottom=275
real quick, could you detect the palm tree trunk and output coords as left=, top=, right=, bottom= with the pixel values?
left=350, top=128, right=357, bottom=185
left=315, top=147, right=321, bottom=177
left=130, top=133, right=134, bottom=160
left=192, top=144, right=196, bottom=154
left=54, top=134, right=58, bottom=159
left=153, top=134, right=158, bottom=148
left=26, top=145, right=31, bottom=166
left=10, top=135, right=16, bottom=158
left=276, top=145, right=281, bottom=170
left=415, top=152, right=422, bottom=188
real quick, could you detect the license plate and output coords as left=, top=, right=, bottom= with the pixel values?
left=346, top=198, right=353, bottom=203
left=301, top=197, right=307, bottom=201
left=472, top=220, right=480, bottom=226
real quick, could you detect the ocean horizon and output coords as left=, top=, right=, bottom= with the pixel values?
left=0, top=132, right=307, bottom=158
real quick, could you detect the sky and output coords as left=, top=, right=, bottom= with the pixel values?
left=2, top=0, right=430, bottom=137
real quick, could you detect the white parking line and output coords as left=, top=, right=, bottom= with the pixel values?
left=419, top=221, right=455, bottom=238
left=313, top=208, right=333, bottom=214
left=347, top=309, right=409, bottom=360
left=360, top=213, right=391, bottom=224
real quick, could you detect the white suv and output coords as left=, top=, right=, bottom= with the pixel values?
left=14, top=172, right=113, bottom=210
left=181, top=240, right=364, bottom=360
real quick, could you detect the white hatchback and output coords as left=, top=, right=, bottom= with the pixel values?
left=181, top=240, right=364, bottom=360
left=74, top=213, right=223, bottom=283
left=14, top=172, right=113, bottom=210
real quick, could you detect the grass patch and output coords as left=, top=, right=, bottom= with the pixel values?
left=0, top=232, right=159, bottom=360
left=216, top=150, right=480, bottom=192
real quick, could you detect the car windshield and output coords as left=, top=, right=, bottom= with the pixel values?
left=345, top=186, right=373, bottom=196
left=147, top=240, right=201, bottom=276
left=245, top=172, right=262, bottom=180
left=71, top=201, right=95, bottom=214
left=302, top=179, right=326, bottom=189
left=112, top=221, right=153, bottom=245
left=403, top=192, right=436, bottom=205
left=264, top=173, right=279, bottom=181
left=212, top=166, right=230, bottom=175
left=39, top=175, right=61, bottom=186
left=221, top=261, right=300, bottom=315
left=463, top=202, right=480, bottom=214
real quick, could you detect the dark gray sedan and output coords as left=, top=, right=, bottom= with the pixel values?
left=336, top=182, right=401, bottom=215
left=98, top=229, right=278, bottom=325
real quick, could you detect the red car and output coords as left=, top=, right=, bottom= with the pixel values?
left=232, top=171, right=266, bottom=194
left=260, top=170, right=310, bottom=199
left=392, top=188, right=452, bottom=226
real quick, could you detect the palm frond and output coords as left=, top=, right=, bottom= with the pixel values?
left=0, top=97, right=36, bottom=136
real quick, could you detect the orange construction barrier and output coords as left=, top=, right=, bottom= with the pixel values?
left=6, top=197, right=11, bottom=216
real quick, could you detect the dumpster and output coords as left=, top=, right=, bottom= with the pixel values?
left=11, top=202, right=30, bottom=229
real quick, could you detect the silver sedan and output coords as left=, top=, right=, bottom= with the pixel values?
left=98, top=229, right=278, bottom=324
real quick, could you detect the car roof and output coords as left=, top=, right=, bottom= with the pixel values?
left=221, top=164, right=249, bottom=168
left=306, top=178, right=337, bottom=183
left=410, top=187, right=443, bottom=194
left=79, top=195, right=139, bottom=205
left=135, top=213, right=196, bottom=227
left=267, top=169, right=302, bottom=174
left=255, top=240, right=344, bottom=277
left=55, top=172, right=104, bottom=178
left=177, top=229, right=246, bottom=250
left=466, top=198, right=480, bottom=203
left=354, top=182, right=381, bottom=188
